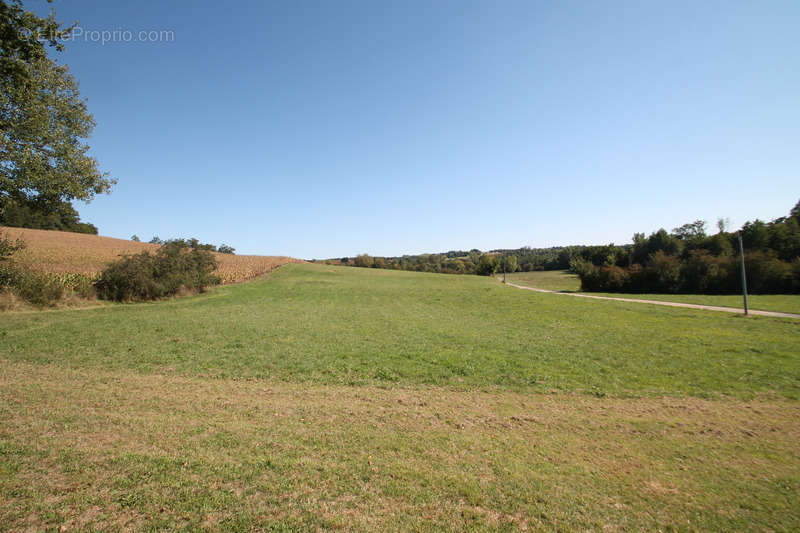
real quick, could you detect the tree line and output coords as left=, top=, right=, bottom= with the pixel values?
left=0, top=197, right=98, bottom=234
left=327, top=199, right=800, bottom=294
left=326, top=246, right=588, bottom=276
left=572, top=201, right=800, bottom=294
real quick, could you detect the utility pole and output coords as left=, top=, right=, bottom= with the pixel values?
left=738, top=231, right=749, bottom=316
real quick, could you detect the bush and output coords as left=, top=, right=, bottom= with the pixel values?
left=14, top=270, right=65, bottom=306
left=94, top=242, right=219, bottom=302
left=645, top=251, right=682, bottom=293
left=354, top=254, right=374, bottom=268
left=681, top=250, right=733, bottom=293
left=476, top=254, right=497, bottom=276
left=574, top=262, right=629, bottom=291
left=745, top=251, right=793, bottom=293
left=0, top=232, right=63, bottom=306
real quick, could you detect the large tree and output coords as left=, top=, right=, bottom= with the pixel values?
left=0, top=0, right=114, bottom=219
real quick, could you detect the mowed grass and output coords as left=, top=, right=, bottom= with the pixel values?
left=506, top=270, right=800, bottom=315
left=505, top=270, right=584, bottom=292
left=1, top=264, right=799, bottom=531
left=1, top=263, right=798, bottom=398
left=1, top=361, right=799, bottom=532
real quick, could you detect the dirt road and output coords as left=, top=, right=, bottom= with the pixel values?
left=502, top=280, right=800, bottom=319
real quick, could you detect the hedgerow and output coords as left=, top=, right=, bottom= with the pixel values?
left=94, top=241, right=219, bottom=301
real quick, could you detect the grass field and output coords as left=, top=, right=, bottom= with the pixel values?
left=1, top=226, right=300, bottom=284
left=506, top=270, right=800, bottom=315
left=505, top=270, right=584, bottom=292
left=1, top=264, right=799, bottom=530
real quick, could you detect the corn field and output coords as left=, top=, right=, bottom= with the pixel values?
left=2, top=227, right=300, bottom=287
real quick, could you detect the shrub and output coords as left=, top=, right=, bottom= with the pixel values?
left=0, top=232, right=63, bottom=306
left=575, top=263, right=629, bottom=291
left=94, top=242, right=219, bottom=302
left=476, top=254, right=497, bottom=276
left=682, top=250, right=722, bottom=293
left=792, top=259, right=800, bottom=292
left=14, top=270, right=65, bottom=306
left=354, top=254, right=374, bottom=268
left=573, top=260, right=601, bottom=291
left=645, top=251, right=682, bottom=293
left=0, top=232, right=25, bottom=263
left=745, top=251, right=793, bottom=293
left=597, top=265, right=629, bottom=291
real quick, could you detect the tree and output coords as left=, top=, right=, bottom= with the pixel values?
left=476, top=254, right=497, bottom=276
left=503, top=255, right=518, bottom=273
left=354, top=254, right=373, bottom=268
left=672, top=220, right=706, bottom=242
left=130, top=235, right=140, bottom=242
left=1, top=0, right=114, bottom=219
left=0, top=195, right=97, bottom=233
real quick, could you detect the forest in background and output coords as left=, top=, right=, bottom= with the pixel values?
left=328, top=199, right=800, bottom=294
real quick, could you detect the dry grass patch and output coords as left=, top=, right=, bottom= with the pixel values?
left=1, top=360, right=798, bottom=531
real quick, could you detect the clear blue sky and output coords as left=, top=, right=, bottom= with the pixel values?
left=41, top=0, right=799, bottom=258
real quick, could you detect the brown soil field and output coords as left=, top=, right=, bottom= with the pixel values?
left=1, top=226, right=301, bottom=284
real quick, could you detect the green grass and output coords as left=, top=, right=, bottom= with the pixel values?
left=505, top=270, right=583, bottom=292
left=1, top=361, right=798, bottom=532
left=506, top=269, right=800, bottom=314
left=1, top=263, right=798, bottom=398
left=1, top=263, right=799, bottom=531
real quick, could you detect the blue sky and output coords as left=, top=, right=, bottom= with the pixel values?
left=40, top=0, right=800, bottom=258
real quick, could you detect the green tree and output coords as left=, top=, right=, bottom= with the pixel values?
left=1, top=0, right=114, bottom=218
left=503, top=255, right=518, bottom=273
left=790, top=199, right=800, bottom=224
left=672, top=220, right=707, bottom=243
left=354, top=254, right=373, bottom=268
left=476, top=254, right=497, bottom=276
left=0, top=196, right=97, bottom=233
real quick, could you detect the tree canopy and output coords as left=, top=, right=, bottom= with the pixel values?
left=1, top=0, right=113, bottom=223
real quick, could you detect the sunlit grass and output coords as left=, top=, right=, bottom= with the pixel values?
left=2, top=263, right=799, bottom=531
left=2, top=263, right=798, bottom=398
left=1, top=361, right=798, bottom=531
left=506, top=269, right=800, bottom=314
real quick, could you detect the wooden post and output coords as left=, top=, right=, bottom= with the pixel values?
left=738, top=231, right=748, bottom=315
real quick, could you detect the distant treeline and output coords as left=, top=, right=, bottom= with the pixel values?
left=574, top=201, right=800, bottom=294
left=0, top=197, right=98, bottom=234
left=326, top=199, right=800, bottom=294
left=325, top=247, right=575, bottom=276
left=324, top=245, right=614, bottom=276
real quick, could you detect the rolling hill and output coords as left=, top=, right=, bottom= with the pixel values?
left=1, top=226, right=301, bottom=284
